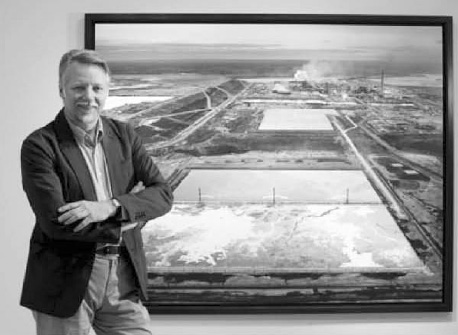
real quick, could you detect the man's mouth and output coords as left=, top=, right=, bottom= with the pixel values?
left=77, top=103, right=97, bottom=110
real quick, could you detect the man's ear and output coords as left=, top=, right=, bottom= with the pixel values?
left=59, top=87, right=65, bottom=99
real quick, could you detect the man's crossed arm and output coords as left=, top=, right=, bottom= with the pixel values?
left=57, top=182, right=145, bottom=232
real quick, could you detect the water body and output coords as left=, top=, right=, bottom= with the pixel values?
left=105, top=59, right=441, bottom=79
left=174, top=169, right=381, bottom=204
left=369, top=74, right=442, bottom=87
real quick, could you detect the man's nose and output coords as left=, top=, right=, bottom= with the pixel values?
left=82, top=87, right=96, bottom=100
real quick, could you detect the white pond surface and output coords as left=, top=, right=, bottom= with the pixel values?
left=143, top=203, right=426, bottom=271
left=241, top=99, right=329, bottom=104
left=259, top=108, right=338, bottom=131
left=143, top=169, right=427, bottom=272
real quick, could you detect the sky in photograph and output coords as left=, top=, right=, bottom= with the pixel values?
left=96, top=23, right=442, bottom=64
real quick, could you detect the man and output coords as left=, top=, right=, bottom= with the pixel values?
left=20, top=49, right=173, bottom=334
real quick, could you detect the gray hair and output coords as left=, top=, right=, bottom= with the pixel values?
left=58, top=49, right=110, bottom=88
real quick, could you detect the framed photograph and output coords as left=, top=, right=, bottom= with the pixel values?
left=85, top=14, right=453, bottom=313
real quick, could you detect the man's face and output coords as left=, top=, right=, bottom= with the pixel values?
left=60, top=62, right=109, bottom=130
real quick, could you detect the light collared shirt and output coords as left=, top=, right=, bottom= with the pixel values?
left=66, top=118, right=113, bottom=202
left=65, top=115, right=121, bottom=247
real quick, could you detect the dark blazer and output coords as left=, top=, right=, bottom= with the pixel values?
left=20, top=110, right=173, bottom=317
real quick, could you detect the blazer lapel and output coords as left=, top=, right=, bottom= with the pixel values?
left=54, top=110, right=97, bottom=201
left=101, top=118, right=125, bottom=197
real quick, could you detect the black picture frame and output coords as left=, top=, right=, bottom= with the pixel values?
left=85, top=13, right=453, bottom=314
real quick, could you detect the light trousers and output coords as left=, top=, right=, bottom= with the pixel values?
left=33, top=254, right=152, bottom=335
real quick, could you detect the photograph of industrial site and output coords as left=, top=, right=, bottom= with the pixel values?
left=93, top=20, right=447, bottom=310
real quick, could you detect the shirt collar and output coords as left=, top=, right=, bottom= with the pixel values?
left=65, top=115, right=104, bottom=147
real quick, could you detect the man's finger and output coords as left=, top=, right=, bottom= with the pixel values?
left=73, top=218, right=91, bottom=232
left=121, top=221, right=139, bottom=232
left=58, top=208, right=88, bottom=225
left=130, top=181, right=145, bottom=194
left=58, top=210, right=76, bottom=224
left=58, top=207, right=78, bottom=223
left=58, top=201, right=83, bottom=213
left=132, top=186, right=145, bottom=193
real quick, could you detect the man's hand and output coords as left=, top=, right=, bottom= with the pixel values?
left=58, top=200, right=117, bottom=232
left=58, top=181, right=146, bottom=232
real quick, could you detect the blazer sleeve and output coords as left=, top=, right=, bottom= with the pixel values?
left=21, top=132, right=121, bottom=243
left=114, top=124, right=173, bottom=225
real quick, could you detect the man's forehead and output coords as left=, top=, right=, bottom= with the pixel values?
left=69, top=60, right=107, bottom=71
left=63, top=62, right=110, bottom=81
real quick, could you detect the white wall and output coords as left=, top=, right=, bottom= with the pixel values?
left=1, top=0, right=456, bottom=334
